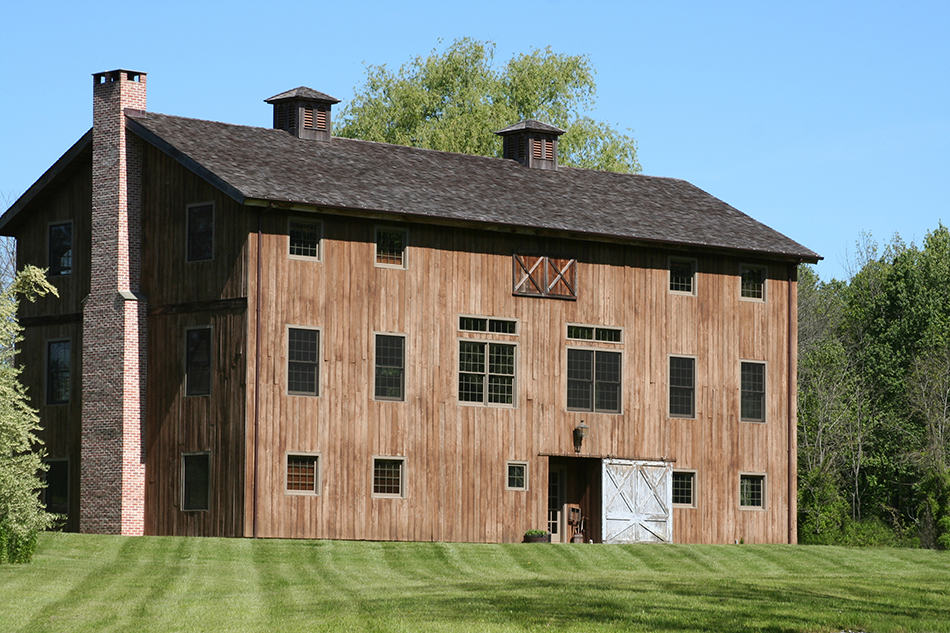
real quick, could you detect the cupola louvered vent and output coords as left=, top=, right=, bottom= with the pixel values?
left=495, top=120, right=564, bottom=170
left=265, top=87, right=340, bottom=141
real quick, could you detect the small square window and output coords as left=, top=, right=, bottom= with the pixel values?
left=182, top=453, right=210, bottom=511
left=185, top=328, right=211, bottom=396
left=740, top=265, right=766, bottom=300
left=373, top=458, right=405, bottom=497
left=506, top=462, right=527, bottom=490
left=286, top=454, right=319, bottom=494
left=669, top=258, right=696, bottom=294
left=289, top=219, right=321, bottom=259
left=186, top=203, right=214, bottom=262
left=375, top=227, right=407, bottom=268
left=48, top=222, right=72, bottom=276
left=741, top=362, right=766, bottom=421
left=46, top=339, right=70, bottom=405
left=740, top=474, right=765, bottom=509
left=672, top=471, right=695, bottom=506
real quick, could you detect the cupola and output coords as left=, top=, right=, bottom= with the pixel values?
left=265, top=87, right=340, bottom=141
left=495, top=120, right=565, bottom=170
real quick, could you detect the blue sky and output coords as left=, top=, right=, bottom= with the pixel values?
left=2, top=0, right=947, bottom=281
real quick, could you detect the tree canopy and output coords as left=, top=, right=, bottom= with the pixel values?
left=335, top=38, right=641, bottom=174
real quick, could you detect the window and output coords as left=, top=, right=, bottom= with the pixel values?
left=459, top=316, right=517, bottom=334
left=375, top=334, right=405, bottom=401
left=669, top=356, right=695, bottom=417
left=740, top=474, right=765, bottom=509
left=42, top=459, right=69, bottom=515
left=375, top=227, right=407, bottom=268
left=506, top=462, right=528, bottom=490
left=567, top=349, right=621, bottom=413
left=46, top=340, right=70, bottom=405
left=186, top=203, right=214, bottom=262
left=459, top=341, right=516, bottom=405
left=185, top=327, right=211, bottom=396
left=669, top=258, right=696, bottom=295
left=373, top=457, right=405, bottom=497
left=286, top=454, right=319, bottom=494
left=741, top=362, right=766, bottom=421
left=740, top=265, right=766, bottom=300
left=182, top=453, right=210, bottom=511
left=288, top=327, right=320, bottom=396
left=672, top=471, right=695, bottom=506
left=512, top=255, right=577, bottom=299
left=566, top=324, right=622, bottom=343
left=289, top=219, right=321, bottom=259
left=48, top=222, right=72, bottom=276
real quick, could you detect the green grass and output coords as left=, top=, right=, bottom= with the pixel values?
left=2, top=533, right=949, bottom=632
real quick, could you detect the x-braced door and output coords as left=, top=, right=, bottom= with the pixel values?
left=602, top=459, right=672, bottom=543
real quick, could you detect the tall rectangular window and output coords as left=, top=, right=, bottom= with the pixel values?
left=46, top=340, right=70, bottom=405
left=288, top=328, right=320, bottom=396
left=669, top=258, right=696, bottom=294
left=186, top=203, right=214, bottom=262
left=741, top=362, right=766, bottom=421
left=740, top=265, right=766, bottom=300
left=669, top=356, right=695, bottom=417
left=375, top=227, right=407, bottom=268
left=182, top=453, right=210, bottom=511
left=672, top=471, right=695, bottom=506
left=740, top=474, right=765, bottom=508
left=373, top=457, right=405, bottom=497
left=289, top=219, right=321, bottom=259
left=458, top=341, right=515, bottom=405
left=375, top=334, right=405, bottom=401
left=185, top=327, right=211, bottom=396
left=42, top=459, right=69, bottom=515
left=286, top=454, right=319, bottom=494
left=567, top=349, right=621, bottom=413
left=48, top=222, right=72, bottom=276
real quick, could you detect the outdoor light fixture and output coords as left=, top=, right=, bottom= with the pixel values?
left=573, top=422, right=589, bottom=453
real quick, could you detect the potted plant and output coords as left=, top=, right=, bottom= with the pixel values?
left=523, top=529, right=551, bottom=543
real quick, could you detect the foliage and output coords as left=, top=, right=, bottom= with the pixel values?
left=0, top=265, right=57, bottom=563
left=336, top=38, right=641, bottom=173
left=523, top=529, right=549, bottom=537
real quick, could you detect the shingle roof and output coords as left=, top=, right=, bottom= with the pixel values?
left=126, top=111, right=817, bottom=261
left=264, top=87, right=340, bottom=104
left=495, top=120, right=565, bottom=136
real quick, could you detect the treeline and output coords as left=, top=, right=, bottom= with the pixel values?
left=797, top=224, right=950, bottom=547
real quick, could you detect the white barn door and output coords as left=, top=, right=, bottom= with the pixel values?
left=602, top=459, right=673, bottom=543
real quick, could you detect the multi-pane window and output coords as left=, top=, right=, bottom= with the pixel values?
left=507, top=462, right=527, bottom=490
left=740, top=474, right=765, bottom=508
left=567, top=349, right=621, bottom=413
left=459, top=316, right=517, bottom=334
left=48, top=222, right=72, bottom=276
left=289, top=219, right=321, bottom=259
left=669, top=258, right=695, bottom=294
left=669, top=356, right=695, bottom=417
left=185, top=327, right=211, bottom=396
left=566, top=324, right=622, bottom=343
left=740, top=265, right=766, bottom=300
left=375, top=334, right=405, bottom=401
left=741, top=362, right=766, bottom=421
left=286, top=454, right=319, bottom=494
left=373, top=458, right=405, bottom=497
left=182, top=453, right=210, bottom=511
left=459, top=341, right=516, bottom=405
left=46, top=340, right=70, bottom=405
left=288, top=328, right=319, bottom=396
left=42, top=459, right=69, bottom=515
left=186, top=203, right=214, bottom=262
left=672, top=471, right=695, bottom=506
left=375, top=227, right=407, bottom=267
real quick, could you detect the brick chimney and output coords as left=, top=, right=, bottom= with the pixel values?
left=495, top=120, right=565, bottom=170
left=265, top=87, right=340, bottom=141
left=81, top=70, right=148, bottom=535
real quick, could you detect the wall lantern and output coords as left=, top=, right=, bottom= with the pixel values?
left=573, top=422, right=589, bottom=453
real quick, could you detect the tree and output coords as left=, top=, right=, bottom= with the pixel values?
left=0, top=265, right=56, bottom=563
left=336, top=38, right=641, bottom=173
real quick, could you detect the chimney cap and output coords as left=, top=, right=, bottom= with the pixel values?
left=265, top=86, right=340, bottom=105
left=494, top=119, right=565, bottom=136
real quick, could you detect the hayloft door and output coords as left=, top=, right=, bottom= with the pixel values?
left=602, top=459, right=673, bottom=543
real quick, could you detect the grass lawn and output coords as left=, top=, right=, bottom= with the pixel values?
left=1, top=533, right=949, bottom=632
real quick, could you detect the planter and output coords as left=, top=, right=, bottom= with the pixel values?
left=523, top=533, right=551, bottom=543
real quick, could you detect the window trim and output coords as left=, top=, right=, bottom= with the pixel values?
left=565, top=346, right=623, bottom=414
left=44, top=337, right=71, bottom=406
left=739, top=472, right=767, bottom=510
left=668, top=354, right=697, bottom=419
left=287, top=216, right=323, bottom=262
left=373, top=331, right=406, bottom=402
left=372, top=456, right=407, bottom=498
left=668, top=256, right=697, bottom=296
left=566, top=322, right=623, bottom=344
left=456, top=338, right=518, bottom=408
left=284, top=452, right=321, bottom=496
left=46, top=220, right=73, bottom=277
left=505, top=461, right=529, bottom=491
left=185, top=201, right=215, bottom=263
left=374, top=225, right=409, bottom=269
left=181, top=451, right=211, bottom=512
left=740, top=360, right=767, bottom=423
left=286, top=324, right=321, bottom=397
left=739, top=263, right=767, bottom=302
left=672, top=469, right=697, bottom=508
left=184, top=325, right=213, bottom=397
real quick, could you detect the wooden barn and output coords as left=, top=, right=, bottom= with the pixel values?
left=0, top=70, right=819, bottom=544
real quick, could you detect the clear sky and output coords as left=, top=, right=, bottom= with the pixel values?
left=2, top=0, right=947, bottom=281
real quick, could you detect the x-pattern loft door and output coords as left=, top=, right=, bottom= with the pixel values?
left=602, top=459, right=673, bottom=543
